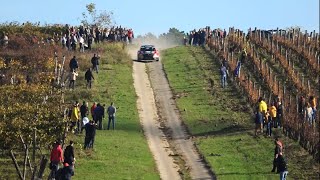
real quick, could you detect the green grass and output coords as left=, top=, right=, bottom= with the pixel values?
left=161, top=46, right=319, bottom=180
left=0, top=43, right=159, bottom=180
left=67, top=44, right=159, bottom=180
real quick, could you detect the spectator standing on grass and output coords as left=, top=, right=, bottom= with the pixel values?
left=271, top=138, right=283, bottom=173
left=255, top=108, right=263, bottom=136
left=220, top=63, right=228, bottom=88
left=85, top=68, right=94, bottom=89
left=128, top=29, right=134, bottom=44
left=269, top=103, right=277, bottom=129
left=69, top=56, right=78, bottom=72
left=87, top=34, right=93, bottom=50
left=66, top=36, right=71, bottom=51
left=50, top=141, right=63, bottom=179
left=265, top=110, right=272, bottom=137
left=91, top=54, right=99, bottom=73
left=63, top=141, right=75, bottom=167
left=275, top=97, right=283, bottom=128
left=107, top=102, right=117, bottom=130
left=234, top=60, right=241, bottom=78
left=258, top=97, right=268, bottom=126
left=80, top=101, right=89, bottom=120
left=80, top=101, right=88, bottom=132
left=71, top=34, right=77, bottom=51
left=3, top=33, right=9, bottom=46
left=61, top=34, right=67, bottom=49
left=309, top=96, right=317, bottom=123
left=258, top=97, right=268, bottom=114
left=79, top=35, right=84, bottom=53
left=84, top=120, right=97, bottom=149
left=91, top=102, right=97, bottom=121
left=277, top=154, right=288, bottom=180
left=305, top=102, right=313, bottom=125
left=94, top=103, right=105, bottom=130
left=69, top=70, right=78, bottom=90
left=70, top=103, right=79, bottom=133
left=83, top=120, right=91, bottom=149
left=189, top=31, right=194, bottom=46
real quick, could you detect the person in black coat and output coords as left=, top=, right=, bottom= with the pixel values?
left=64, top=141, right=75, bottom=166
left=277, top=154, right=288, bottom=180
left=83, top=120, right=97, bottom=149
left=85, top=68, right=94, bottom=89
left=91, top=54, right=99, bottom=73
left=69, top=56, right=78, bottom=72
left=94, top=103, right=105, bottom=130
left=56, top=162, right=74, bottom=180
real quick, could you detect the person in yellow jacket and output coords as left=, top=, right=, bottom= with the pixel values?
left=269, top=103, right=277, bottom=128
left=70, top=104, right=79, bottom=133
left=258, top=97, right=268, bottom=119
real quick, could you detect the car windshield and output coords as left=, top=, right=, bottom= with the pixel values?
left=140, top=46, right=154, bottom=51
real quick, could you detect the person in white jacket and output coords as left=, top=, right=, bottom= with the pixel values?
left=79, top=35, right=85, bottom=53
left=69, top=70, right=78, bottom=89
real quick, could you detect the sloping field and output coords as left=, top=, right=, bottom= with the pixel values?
left=161, top=46, right=320, bottom=179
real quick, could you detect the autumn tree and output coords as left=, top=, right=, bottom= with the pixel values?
left=81, top=3, right=114, bottom=28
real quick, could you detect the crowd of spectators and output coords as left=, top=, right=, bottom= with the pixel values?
left=184, top=28, right=227, bottom=46
left=1, top=24, right=134, bottom=52
left=57, top=25, right=134, bottom=52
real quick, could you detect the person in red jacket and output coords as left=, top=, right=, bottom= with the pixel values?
left=91, top=102, right=97, bottom=121
left=50, top=141, right=63, bottom=179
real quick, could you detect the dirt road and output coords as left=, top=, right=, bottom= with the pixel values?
left=133, top=61, right=214, bottom=180
left=133, top=62, right=181, bottom=180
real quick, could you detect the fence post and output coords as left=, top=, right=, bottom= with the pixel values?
left=10, top=150, right=23, bottom=180
left=283, top=86, right=286, bottom=105
left=297, top=28, right=300, bottom=47
left=296, top=96, right=299, bottom=114
left=317, top=55, right=320, bottom=69
left=23, top=145, right=28, bottom=180
left=269, top=67, right=272, bottom=78
left=231, top=52, right=234, bottom=62
left=289, top=94, right=292, bottom=105
left=32, top=129, right=36, bottom=165
left=54, top=52, right=58, bottom=79
left=20, top=135, right=33, bottom=174
left=316, top=33, right=319, bottom=48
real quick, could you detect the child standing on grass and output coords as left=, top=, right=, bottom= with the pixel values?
left=255, top=109, right=263, bottom=136
left=269, top=103, right=277, bottom=129
left=265, top=110, right=272, bottom=137
left=220, top=63, right=228, bottom=88
left=69, top=70, right=78, bottom=90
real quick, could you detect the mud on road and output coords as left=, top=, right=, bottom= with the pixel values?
left=133, top=60, right=214, bottom=180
